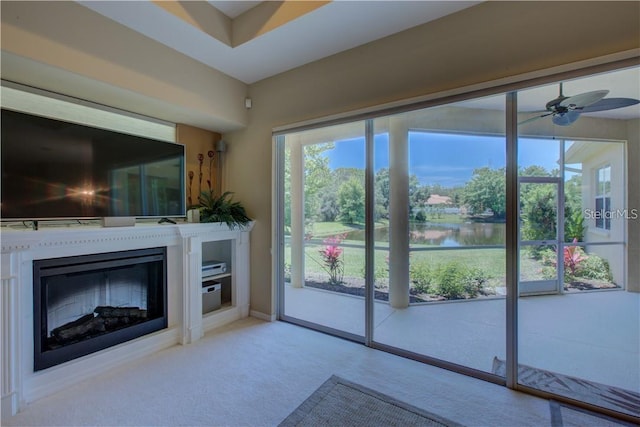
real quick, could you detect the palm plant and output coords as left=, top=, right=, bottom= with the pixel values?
left=195, top=191, right=251, bottom=229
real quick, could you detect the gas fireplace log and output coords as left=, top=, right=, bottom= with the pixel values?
left=50, top=306, right=147, bottom=344
left=52, top=314, right=106, bottom=342
left=94, top=306, right=147, bottom=319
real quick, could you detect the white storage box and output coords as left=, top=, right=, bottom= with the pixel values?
left=202, top=281, right=222, bottom=314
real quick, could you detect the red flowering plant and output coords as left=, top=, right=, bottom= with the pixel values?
left=542, top=238, right=587, bottom=281
left=307, top=233, right=347, bottom=285
left=563, top=238, right=587, bottom=278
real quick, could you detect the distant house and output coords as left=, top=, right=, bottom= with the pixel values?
left=424, top=194, right=462, bottom=215
left=425, top=194, right=452, bottom=205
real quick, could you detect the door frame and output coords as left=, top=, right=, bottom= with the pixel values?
left=517, top=176, right=564, bottom=296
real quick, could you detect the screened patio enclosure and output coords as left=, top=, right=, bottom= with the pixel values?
left=274, top=65, right=640, bottom=420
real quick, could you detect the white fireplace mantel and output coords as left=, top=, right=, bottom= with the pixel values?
left=1, top=221, right=253, bottom=418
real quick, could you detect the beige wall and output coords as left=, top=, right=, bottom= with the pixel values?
left=627, top=119, right=640, bottom=292
left=225, top=1, right=640, bottom=316
left=581, top=144, right=626, bottom=286
left=176, top=125, right=222, bottom=208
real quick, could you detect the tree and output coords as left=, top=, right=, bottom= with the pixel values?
left=463, top=167, right=506, bottom=219
left=448, top=186, right=464, bottom=206
left=521, top=184, right=557, bottom=241
left=303, top=143, right=334, bottom=224
left=520, top=165, right=551, bottom=177
left=337, top=178, right=365, bottom=223
left=374, top=168, right=424, bottom=220
left=407, top=174, right=420, bottom=216
left=563, top=174, right=585, bottom=241
left=520, top=171, right=585, bottom=243
left=319, top=191, right=339, bottom=222
left=374, top=168, right=390, bottom=219
left=334, top=167, right=364, bottom=183
left=410, top=184, right=431, bottom=220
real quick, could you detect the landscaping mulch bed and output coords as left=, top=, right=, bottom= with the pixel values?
left=304, top=279, right=430, bottom=303
left=564, top=279, right=619, bottom=291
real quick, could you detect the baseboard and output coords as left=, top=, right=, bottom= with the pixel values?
left=202, top=306, right=244, bottom=334
left=250, top=310, right=276, bottom=322
left=1, top=392, right=18, bottom=420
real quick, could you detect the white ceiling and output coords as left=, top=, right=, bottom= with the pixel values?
left=207, top=1, right=262, bottom=19
left=79, top=1, right=480, bottom=84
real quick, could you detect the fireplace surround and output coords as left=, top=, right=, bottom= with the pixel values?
left=1, top=221, right=253, bottom=419
left=33, top=247, right=168, bottom=371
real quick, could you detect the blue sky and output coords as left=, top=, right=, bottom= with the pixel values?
left=325, top=132, right=561, bottom=187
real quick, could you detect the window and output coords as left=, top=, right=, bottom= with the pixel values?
left=595, top=165, right=611, bottom=230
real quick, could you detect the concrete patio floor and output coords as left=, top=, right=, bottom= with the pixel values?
left=283, top=285, right=640, bottom=394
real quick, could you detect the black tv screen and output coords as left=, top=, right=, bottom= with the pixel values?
left=1, top=109, right=185, bottom=221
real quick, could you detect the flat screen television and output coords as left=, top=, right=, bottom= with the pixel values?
left=1, top=109, right=185, bottom=221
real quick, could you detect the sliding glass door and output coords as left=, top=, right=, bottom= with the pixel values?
left=516, top=69, right=638, bottom=418
left=370, top=98, right=507, bottom=377
left=279, top=122, right=366, bottom=339
left=275, top=64, right=639, bottom=420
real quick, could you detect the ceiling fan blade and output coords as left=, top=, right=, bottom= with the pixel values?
left=559, top=90, right=608, bottom=109
left=578, top=97, right=640, bottom=113
left=518, top=112, right=552, bottom=125
left=552, top=110, right=581, bottom=126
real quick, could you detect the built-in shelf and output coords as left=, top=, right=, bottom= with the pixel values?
left=203, top=272, right=231, bottom=281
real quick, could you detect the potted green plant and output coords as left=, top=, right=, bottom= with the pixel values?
left=194, top=191, right=251, bottom=229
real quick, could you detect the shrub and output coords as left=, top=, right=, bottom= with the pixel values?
left=564, top=209, right=585, bottom=242
left=414, top=210, right=427, bottom=222
left=284, top=263, right=291, bottom=281
left=463, top=267, right=489, bottom=298
left=580, top=255, right=613, bottom=282
left=360, top=262, right=388, bottom=288
left=411, top=261, right=491, bottom=299
left=410, top=260, right=432, bottom=294
left=539, top=243, right=613, bottom=284
left=563, top=242, right=587, bottom=279
left=433, top=262, right=468, bottom=299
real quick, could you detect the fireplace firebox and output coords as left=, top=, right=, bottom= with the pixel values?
left=33, top=247, right=167, bottom=371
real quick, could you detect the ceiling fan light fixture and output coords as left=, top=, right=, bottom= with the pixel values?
left=552, top=110, right=581, bottom=126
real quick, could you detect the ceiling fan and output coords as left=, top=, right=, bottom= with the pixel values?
left=519, top=83, right=640, bottom=126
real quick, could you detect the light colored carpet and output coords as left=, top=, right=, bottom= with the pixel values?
left=279, top=375, right=463, bottom=427
left=0, top=318, right=558, bottom=426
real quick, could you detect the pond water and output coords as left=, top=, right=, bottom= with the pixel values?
left=343, top=222, right=505, bottom=246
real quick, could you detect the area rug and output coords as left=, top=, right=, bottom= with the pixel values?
left=279, top=375, right=463, bottom=427
left=492, top=357, right=640, bottom=418
left=549, top=400, right=637, bottom=427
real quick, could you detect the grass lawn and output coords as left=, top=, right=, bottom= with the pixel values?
left=415, top=212, right=468, bottom=224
